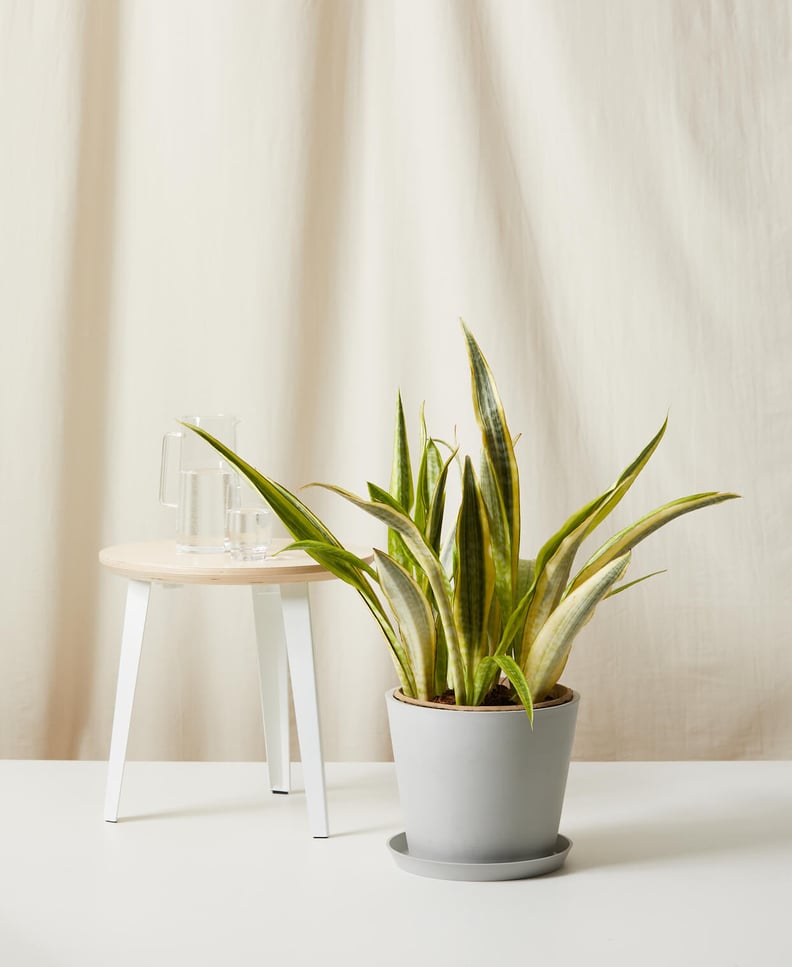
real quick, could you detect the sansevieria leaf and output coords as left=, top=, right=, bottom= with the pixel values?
left=492, top=654, right=534, bottom=722
left=530, top=419, right=668, bottom=582
left=521, top=419, right=671, bottom=661
left=479, top=448, right=512, bottom=618
left=279, top=539, right=417, bottom=698
left=389, top=392, right=413, bottom=513
left=603, top=569, right=666, bottom=600
left=374, top=551, right=436, bottom=701
left=368, top=481, right=410, bottom=513
left=434, top=621, right=449, bottom=699
left=469, top=557, right=537, bottom=703
left=281, top=540, right=378, bottom=581
left=388, top=394, right=415, bottom=570
left=583, top=416, right=668, bottom=537
left=415, top=438, right=443, bottom=534
left=523, top=553, right=631, bottom=699
left=461, top=320, right=520, bottom=586
left=470, top=557, right=536, bottom=702
left=185, top=327, right=739, bottom=712
left=504, top=557, right=537, bottom=669
left=454, top=457, right=495, bottom=697
left=183, top=424, right=340, bottom=548
left=183, top=426, right=418, bottom=695
left=310, top=483, right=468, bottom=703
left=472, top=654, right=534, bottom=721
left=425, top=447, right=457, bottom=555
left=569, top=492, right=740, bottom=592
left=368, top=481, right=413, bottom=574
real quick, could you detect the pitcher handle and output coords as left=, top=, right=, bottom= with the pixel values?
left=159, top=431, right=182, bottom=508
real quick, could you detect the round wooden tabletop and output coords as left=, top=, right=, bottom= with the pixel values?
left=99, top=539, right=373, bottom=586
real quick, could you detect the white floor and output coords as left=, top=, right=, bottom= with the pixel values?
left=1, top=761, right=790, bottom=966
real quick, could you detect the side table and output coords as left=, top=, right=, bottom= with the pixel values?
left=99, top=539, right=372, bottom=838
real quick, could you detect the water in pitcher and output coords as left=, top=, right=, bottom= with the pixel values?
left=176, top=468, right=232, bottom=553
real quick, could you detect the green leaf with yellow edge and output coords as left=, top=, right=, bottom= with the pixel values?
left=603, top=569, right=666, bottom=599
left=520, top=504, right=602, bottom=666
left=280, top=539, right=417, bottom=698
left=183, top=425, right=417, bottom=696
left=183, top=423, right=340, bottom=548
left=531, top=418, right=668, bottom=582
left=388, top=394, right=414, bottom=569
left=524, top=553, right=631, bottom=699
left=521, top=418, right=671, bottom=661
left=369, top=481, right=416, bottom=575
left=389, top=392, right=413, bottom=513
left=310, top=483, right=468, bottom=703
left=475, top=654, right=534, bottom=722
left=479, top=448, right=513, bottom=618
left=415, top=438, right=443, bottom=534
left=281, top=539, right=378, bottom=581
left=461, top=320, right=520, bottom=586
left=374, top=550, right=436, bottom=701
left=509, top=558, right=536, bottom=665
left=469, top=562, right=536, bottom=705
left=368, top=481, right=406, bottom=512
left=425, top=447, right=457, bottom=555
left=434, top=620, right=449, bottom=698
left=584, top=416, right=668, bottom=536
left=569, top=492, right=741, bottom=592
left=454, top=458, right=495, bottom=697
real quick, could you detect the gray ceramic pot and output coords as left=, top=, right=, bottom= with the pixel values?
left=386, top=686, right=579, bottom=864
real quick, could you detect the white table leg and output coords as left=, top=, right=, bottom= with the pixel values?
left=104, top=579, right=150, bottom=822
left=280, top=582, right=328, bottom=838
left=251, top=585, right=291, bottom=794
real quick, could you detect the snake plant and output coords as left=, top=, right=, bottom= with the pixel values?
left=186, top=323, right=738, bottom=720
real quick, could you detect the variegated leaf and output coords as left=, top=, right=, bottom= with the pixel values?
left=492, top=654, right=534, bottom=722
left=375, top=551, right=436, bottom=701
left=426, top=446, right=458, bottom=555
left=523, top=553, right=631, bottom=699
left=461, top=321, right=520, bottom=585
left=520, top=506, right=601, bottom=662
left=310, top=483, right=468, bottom=703
left=584, top=416, right=668, bottom=535
left=183, top=426, right=418, bottom=696
left=389, top=392, right=414, bottom=513
left=531, top=418, right=668, bottom=581
left=603, top=569, right=666, bottom=599
left=369, top=481, right=416, bottom=573
left=282, top=539, right=378, bottom=581
left=454, top=458, right=495, bottom=696
left=521, top=418, right=673, bottom=660
left=280, top=539, right=417, bottom=697
left=472, top=654, right=534, bottom=721
left=415, top=438, right=443, bottom=533
left=183, top=424, right=340, bottom=548
left=569, top=492, right=740, bottom=592
left=479, top=448, right=513, bottom=618
left=434, top=620, right=449, bottom=698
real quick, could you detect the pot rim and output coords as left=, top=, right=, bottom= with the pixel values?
left=391, top=683, right=576, bottom=712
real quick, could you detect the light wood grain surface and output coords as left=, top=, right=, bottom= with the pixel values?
left=99, top=539, right=373, bottom=585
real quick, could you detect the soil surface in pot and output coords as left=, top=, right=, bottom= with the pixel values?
left=434, top=684, right=518, bottom=706
left=414, top=682, right=573, bottom=710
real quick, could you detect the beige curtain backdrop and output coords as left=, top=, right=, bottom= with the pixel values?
left=1, top=0, right=790, bottom=762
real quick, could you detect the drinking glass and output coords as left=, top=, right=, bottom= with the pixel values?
left=226, top=506, right=273, bottom=561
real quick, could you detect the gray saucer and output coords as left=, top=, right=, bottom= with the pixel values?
left=386, top=832, right=572, bottom=881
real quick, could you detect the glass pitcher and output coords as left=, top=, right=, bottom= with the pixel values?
left=159, top=414, right=240, bottom=553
